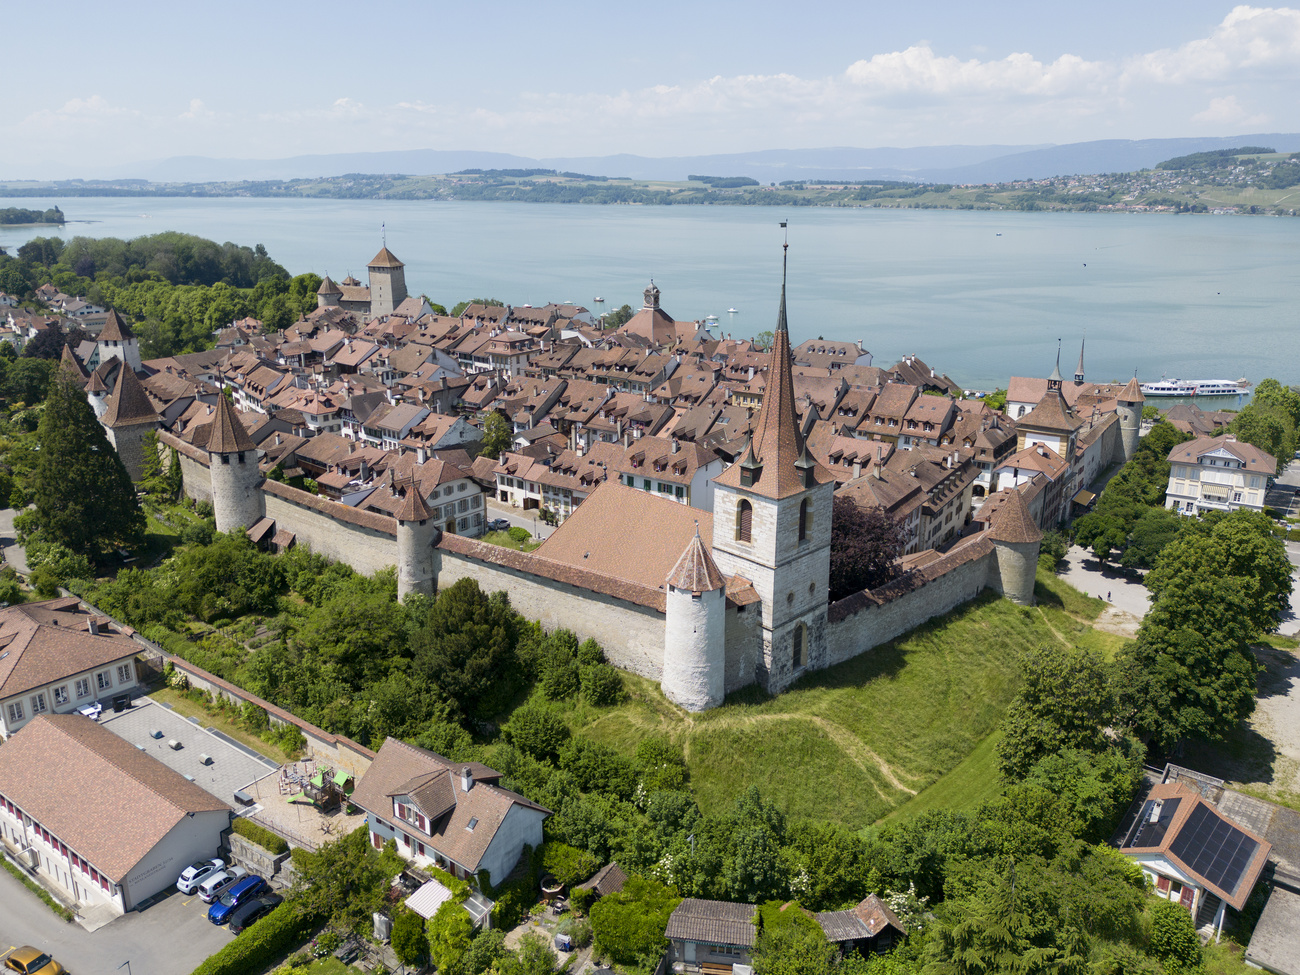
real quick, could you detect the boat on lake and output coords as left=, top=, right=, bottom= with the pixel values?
left=1140, top=377, right=1251, bottom=397
left=727, top=307, right=738, bottom=314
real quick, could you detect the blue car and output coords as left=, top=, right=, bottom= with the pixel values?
left=207, top=875, right=267, bottom=925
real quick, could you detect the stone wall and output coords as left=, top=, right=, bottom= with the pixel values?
left=225, top=831, right=291, bottom=885
left=825, top=540, right=997, bottom=667
left=262, top=489, right=397, bottom=576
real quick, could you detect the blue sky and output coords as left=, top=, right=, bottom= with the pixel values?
left=4, top=0, right=1299, bottom=177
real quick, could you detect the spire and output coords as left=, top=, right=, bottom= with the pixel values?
left=395, top=477, right=433, bottom=523
left=99, top=308, right=134, bottom=342
left=102, top=364, right=159, bottom=429
left=1047, top=339, right=1063, bottom=390
left=667, top=524, right=725, bottom=593
left=776, top=229, right=789, bottom=335
left=207, top=392, right=255, bottom=454
left=1074, top=334, right=1085, bottom=385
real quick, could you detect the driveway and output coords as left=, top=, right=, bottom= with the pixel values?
left=0, top=507, right=29, bottom=574
left=485, top=497, right=557, bottom=541
left=1058, top=545, right=1150, bottom=637
left=0, top=868, right=233, bottom=975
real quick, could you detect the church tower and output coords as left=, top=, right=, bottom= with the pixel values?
left=97, top=309, right=142, bottom=374
left=1074, top=335, right=1086, bottom=386
left=710, top=241, right=837, bottom=694
left=367, top=246, right=408, bottom=319
left=207, top=394, right=263, bottom=533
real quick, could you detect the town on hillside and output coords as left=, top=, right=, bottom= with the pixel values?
left=1, top=239, right=1298, bottom=975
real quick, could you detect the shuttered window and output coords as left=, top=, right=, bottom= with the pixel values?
left=737, top=500, right=753, bottom=543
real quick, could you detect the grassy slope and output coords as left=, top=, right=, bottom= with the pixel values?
left=579, top=568, right=1108, bottom=829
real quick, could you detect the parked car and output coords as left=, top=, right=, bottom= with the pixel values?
left=197, top=865, right=248, bottom=903
left=176, top=857, right=225, bottom=895
left=228, top=893, right=284, bottom=934
left=487, top=518, right=511, bottom=532
left=4, top=948, right=65, bottom=975
left=208, top=875, right=268, bottom=924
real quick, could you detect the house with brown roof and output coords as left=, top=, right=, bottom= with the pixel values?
left=816, top=894, right=906, bottom=956
left=0, top=713, right=230, bottom=914
left=351, top=738, right=549, bottom=886
left=0, top=598, right=145, bottom=738
left=1165, top=434, right=1275, bottom=516
left=614, top=436, right=724, bottom=510
left=664, top=898, right=757, bottom=970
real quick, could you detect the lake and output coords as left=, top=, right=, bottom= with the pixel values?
left=2, top=197, right=1297, bottom=391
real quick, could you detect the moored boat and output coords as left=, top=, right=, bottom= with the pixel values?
left=1140, top=377, right=1251, bottom=397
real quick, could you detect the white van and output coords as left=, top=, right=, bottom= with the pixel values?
left=197, top=865, right=248, bottom=903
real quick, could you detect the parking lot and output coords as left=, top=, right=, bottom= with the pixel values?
left=0, top=865, right=235, bottom=974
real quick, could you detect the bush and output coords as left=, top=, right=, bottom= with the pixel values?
left=182, top=519, right=216, bottom=546
left=562, top=917, right=593, bottom=949
left=539, top=841, right=600, bottom=888
left=231, top=816, right=290, bottom=856
left=190, top=901, right=320, bottom=975
left=576, top=638, right=605, bottom=666
left=462, top=929, right=508, bottom=975
left=569, top=885, right=597, bottom=916
left=507, top=526, right=532, bottom=543
left=1148, top=899, right=1202, bottom=974
left=580, top=663, right=625, bottom=706
left=390, top=907, right=427, bottom=967
left=504, top=703, right=571, bottom=760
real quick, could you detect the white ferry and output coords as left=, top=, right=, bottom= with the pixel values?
left=1140, top=377, right=1251, bottom=397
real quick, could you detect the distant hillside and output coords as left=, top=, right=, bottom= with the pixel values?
left=84, top=134, right=1300, bottom=186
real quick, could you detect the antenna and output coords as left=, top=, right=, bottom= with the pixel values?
left=382, top=222, right=386, bottom=248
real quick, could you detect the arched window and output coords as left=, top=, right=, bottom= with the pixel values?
left=794, top=623, right=807, bottom=670
left=798, top=499, right=812, bottom=540
left=736, top=500, right=753, bottom=543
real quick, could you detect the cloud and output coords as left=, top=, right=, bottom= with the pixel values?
left=1192, top=94, right=1270, bottom=126
left=1125, top=5, right=1300, bottom=83
left=844, top=46, right=1109, bottom=98
left=179, top=99, right=215, bottom=121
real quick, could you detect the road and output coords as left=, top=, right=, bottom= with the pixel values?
left=484, top=497, right=557, bottom=541
left=0, top=867, right=233, bottom=975
left=0, top=507, right=30, bottom=574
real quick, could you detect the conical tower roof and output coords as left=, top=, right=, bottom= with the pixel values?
left=317, top=275, right=341, bottom=296
left=207, top=392, right=256, bottom=454
left=713, top=241, right=834, bottom=500
left=1074, top=336, right=1085, bottom=382
left=99, top=309, right=134, bottom=342
left=60, top=343, right=88, bottom=380
left=1118, top=376, right=1144, bottom=403
left=368, top=247, right=404, bottom=268
left=987, top=488, right=1042, bottom=545
left=394, top=478, right=433, bottom=523
left=102, top=365, right=159, bottom=429
left=667, top=527, right=725, bottom=593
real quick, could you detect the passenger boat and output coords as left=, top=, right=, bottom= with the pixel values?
left=1140, top=377, right=1251, bottom=397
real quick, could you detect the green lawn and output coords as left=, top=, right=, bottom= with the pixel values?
left=880, top=728, right=1005, bottom=824
left=149, top=687, right=298, bottom=764
left=579, top=568, right=1109, bottom=829
left=481, top=529, right=542, bottom=552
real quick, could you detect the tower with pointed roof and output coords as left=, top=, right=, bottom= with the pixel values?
left=1073, top=335, right=1086, bottom=386
left=317, top=275, right=342, bottom=310
left=710, top=242, right=837, bottom=693
left=100, top=365, right=161, bottom=481
left=97, top=309, right=142, bottom=374
left=207, top=394, right=263, bottom=533
left=661, top=527, right=727, bottom=710
left=1116, top=375, right=1144, bottom=463
left=987, top=489, right=1041, bottom=606
left=367, top=246, right=408, bottom=320
left=393, top=476, right=441, bottom=601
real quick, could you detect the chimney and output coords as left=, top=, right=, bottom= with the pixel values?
left=671, top=438, right=680, bottom=454
left=853, top=459, right=863, bottom=479
left=88, top=618, right=100, bottom=636
left=874, top=445, right=883, bottom=480
left=461, top=766, right=473, bottom=792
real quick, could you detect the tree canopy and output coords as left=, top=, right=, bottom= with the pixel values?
left=829, top=496, right=907, bottom=601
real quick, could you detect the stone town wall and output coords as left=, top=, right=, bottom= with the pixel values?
left=723, top=603, right=761, bottom=694
left=109, top=421, right=155, bottom=482
left=825, top=539, right=997, bottom=667
left=262, top=490, right=396, bottom=577
left=174, top=447, right=214, bottom=502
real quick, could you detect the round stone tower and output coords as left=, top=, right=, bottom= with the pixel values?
left=1116, top=376, right=1144, bottom=464
left=207, top=394, right=263, bottom=533
left=394, top=475, right=440, bottom=601
left=661, top=528, right=727, bottom=712
left=316, top=275, right=342, bottom=310
left=987, top=489, right=1041, bottom=607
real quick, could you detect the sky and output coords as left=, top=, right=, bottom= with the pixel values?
left=4, top=0, right=1300, bottom=178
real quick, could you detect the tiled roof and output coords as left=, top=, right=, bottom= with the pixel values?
left=816, top=894, right=905, bottom=942
left=665, top=898, right=756, bottom=947
left=667, top=530, right=725, bottom=593
left=1017, top=387, right=1082, bottom=434
left=0, top=714, right=229, bottom=882
left=576, top=862, right=628, bottom=896
left=0, top=599, right=140, bottom=698
left=351, top=738, right=548, bottom=873
left=102, top=367, right=160, bottom=428
left=394, top=478, right=434, bottom=522
left=98, top=309, right=134, bottom=342
left=368, top=247, right=405, bottom=268
left=1118, top=377, right=1145, bottom=403
left=317, top=275, right=341, bottom=295
left=206, top=394, right=257, bottom=454
left=1167, top=434, right=1275, bottom=473
left=986, top=487, right=1042, bottom=544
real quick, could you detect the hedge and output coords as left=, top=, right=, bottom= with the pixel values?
left=190, top=901, right=321, bottom=975
left=232, top=817, right=290, bottom=856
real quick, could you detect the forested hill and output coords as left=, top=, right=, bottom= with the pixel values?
left=0, top=206, right=64, bottom=225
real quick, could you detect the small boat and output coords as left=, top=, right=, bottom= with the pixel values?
left=593, top=296, right=605, bottom=303
left=727, top=307, right=738, bottom=314
left=705, top=314, right=719, bottom=323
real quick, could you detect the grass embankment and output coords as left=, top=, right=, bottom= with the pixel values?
left=0, top=853, right=74, bottom=921
left=578, top=567, right=1109, bottom=829
left=149, top=687, right=298, bottom=765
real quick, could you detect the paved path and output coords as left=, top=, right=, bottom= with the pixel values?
left=0, top=865, right=233, bottom=975
left=485, top=497, right=557, bottom=541
left=0, top=507, right=30, bottom=574
left=1058, top=545, right=1150, bottom=636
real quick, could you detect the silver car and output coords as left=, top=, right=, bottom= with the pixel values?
left=176, top=858, right=225, bottom=895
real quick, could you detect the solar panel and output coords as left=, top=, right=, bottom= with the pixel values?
left=1168, top=803, right=1259, bottom=896
left=1126, top=798, right=1181, bottom=849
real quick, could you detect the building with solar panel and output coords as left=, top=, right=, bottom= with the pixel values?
left=1120, top=781, right=1272, bottom=938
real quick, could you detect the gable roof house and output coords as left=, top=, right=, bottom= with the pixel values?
left=352, top=738, right=550, bottom=887
left=665, top=898, right=758, bottom=969
left=816, top=894, right=907, bottom=957
left=0, top=713, right=231, bottom=915
left=1164, top=434, right=1276, bottom=517
left=0, top=598, right=145, bottom=739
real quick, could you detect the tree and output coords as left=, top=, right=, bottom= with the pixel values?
left=604, top=304, right=635, bottom=329
left=21, top=327, right=67, bottom=360
left=829, top=496, right=907, bottom=601
left=1118, top=507, right=1181, bottom=569
left=31, top=368, right=145, bottom=559
left=752, top=901, right=837, bottom=975
left=291, top=828, right=405, bottom=934
left=461, top=929, right=509, bottom=975
left=1147, top=900, right=1202, bottom=974
left=428, top=899, right=474, bottom=973
left=504, top=703, right=571, bottom=760
left=590, top=876, right=681, bottom=971
left=498, top=932, right=558, bottom=975
left=451, top=298, right=506, bottom=318
left=480, top=409, right=513, bottom=461
left=390, top=907, right=427, bottom=967
left=997, top=645, right=1118, bottom=780
left=752, top=329, right=775, bottom=350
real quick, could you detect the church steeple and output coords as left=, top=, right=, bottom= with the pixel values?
left=1074, top=334, right=1085, bottom=386
left=1047, top=339, right=1064, bottom=391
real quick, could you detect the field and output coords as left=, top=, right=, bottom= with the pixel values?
left=574, top=568, right=1108, bottom=829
